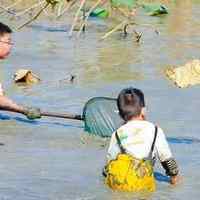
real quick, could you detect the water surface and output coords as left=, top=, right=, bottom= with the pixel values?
left=0, top=1, right=200, bottom=199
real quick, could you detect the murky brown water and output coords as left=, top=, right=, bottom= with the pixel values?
left=0, top=0, right=200, bottom=199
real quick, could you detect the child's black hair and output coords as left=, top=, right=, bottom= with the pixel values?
left=117, top=87, right=145, bottom=121
left=0, top=22, right=12, bottom=36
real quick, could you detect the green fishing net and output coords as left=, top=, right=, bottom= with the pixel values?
left=82, top=97, right=124, bottom=137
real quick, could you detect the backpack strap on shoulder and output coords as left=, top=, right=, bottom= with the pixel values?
left=149, top=126, right=158, bottom=158
left=115, top=131, right=126, bottom=154
left=115, top=126, right=158, bottom=156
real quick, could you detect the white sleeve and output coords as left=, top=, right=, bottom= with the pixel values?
left=0, top=83, right=4, bottom=95
left=107, top=132, right=120, bottom=162
left=155, top=127, right=173, bottom=162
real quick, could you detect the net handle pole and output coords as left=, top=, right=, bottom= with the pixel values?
left=40, top=111, right=83, bottom=120
left=0, top=107, right=83, bottom=121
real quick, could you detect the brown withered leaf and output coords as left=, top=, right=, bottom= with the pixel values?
left=165, top=60, right=200, bottom=88
left=13, top=69, right=40, bottom=84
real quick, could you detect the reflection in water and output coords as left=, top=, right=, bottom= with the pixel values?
left=0, top=114, right=199, bottom=144
left=28, top=24, right=68, bottom=32
left=154, top=172, right=170, bottom=183
left=77, top=40, right=144, bottom=83
left=168, top=0, right=193, bottom=35
left=166, top=1, right=194, bottom=60
left=167, top=136, right=200, bottom=144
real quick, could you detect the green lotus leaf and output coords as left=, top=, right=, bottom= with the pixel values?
left=142, top=3, right=168, bottom=16
left=90, top=8, right=109, bottom=18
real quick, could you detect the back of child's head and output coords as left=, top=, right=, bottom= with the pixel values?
left=117, top=87, right=145, bottom=121
left=0, top=22, right=12, bottom=36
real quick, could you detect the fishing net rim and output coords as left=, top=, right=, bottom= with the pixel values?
left=82, top=97, right=117, bottom=120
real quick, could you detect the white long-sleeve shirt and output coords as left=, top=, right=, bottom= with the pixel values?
left=107, top=120, right=172, bottom=162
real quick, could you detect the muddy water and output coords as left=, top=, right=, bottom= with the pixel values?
left=0, top=0, right=200, bottom=199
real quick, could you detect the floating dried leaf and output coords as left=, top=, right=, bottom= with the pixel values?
left=14, top=69, right=40, bottom=84
left=165, top=60, right=200, bottom=88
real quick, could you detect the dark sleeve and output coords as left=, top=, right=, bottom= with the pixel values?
left=161, top=158, right=179, bottom=176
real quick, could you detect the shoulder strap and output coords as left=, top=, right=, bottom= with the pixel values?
left=115, top=131, right=126, bottom=154
left=149, top=126, right=158, bottom=158
left=115, top=126, right=158, bottom=156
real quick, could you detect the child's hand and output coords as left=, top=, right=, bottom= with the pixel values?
left=170, top=175, right=181, bottom=185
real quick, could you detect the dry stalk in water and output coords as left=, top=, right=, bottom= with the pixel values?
left=56, top=0, right=77, bottom=19
left=101, top=20, right=127, bottom=40
left=0, top=0, right=23, bottom=15
left=15, top=0, right=46, bottom=17
left=68, top=0, right=87, bottom=37
left=17, top=1, right=50, bottom=30
left=0, top=5, right=16, bottom=16
left=76, top=0, right=104, bottom=37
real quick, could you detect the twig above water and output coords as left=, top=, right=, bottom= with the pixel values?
left=0, top=0, right=23, bottom=15
left=56, top=0, right=77, bottom=19
left=133, top=30, right=142, bottom=42
left=15, top=0, right=46, bottom=17
left=68, top=0, right=87, bottom=37
left=101, top=20, right=127, bottom=40
left=17, top=2, right=50, bottom=30
left=76, top=0, right=104, bottom=37
left=0, top=5, right=16, bottom=16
